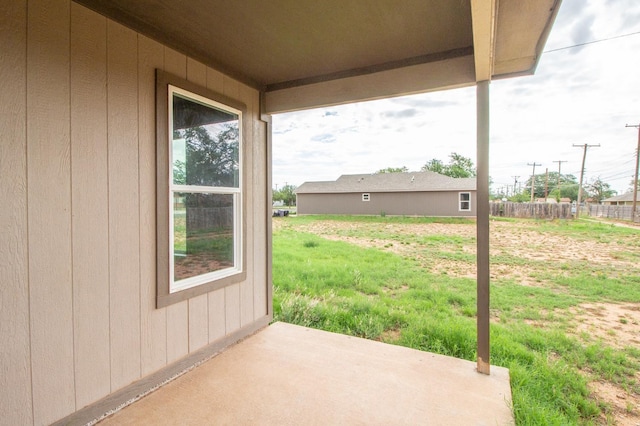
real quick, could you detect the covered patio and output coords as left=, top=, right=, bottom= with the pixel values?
left=97, top=322, right=513, bottom=425
left=2, top=0, right=561, bottom=424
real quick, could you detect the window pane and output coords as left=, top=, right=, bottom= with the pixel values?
left=460, top=193, right=470, bottom=201
left=173, top=94, right=239, bottom=188
left=174, top=192, right=235, bottom=282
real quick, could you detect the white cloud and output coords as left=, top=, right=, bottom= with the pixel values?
left=273, top=0, right=640, bottom=195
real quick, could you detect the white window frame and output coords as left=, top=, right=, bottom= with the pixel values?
left=168, top=85, right=243, bottom=294
left=156, top=70, right=247, bottom=308
left=362, top=193, right=370, bottom=202
left=459, top=192, right=471, bottom=211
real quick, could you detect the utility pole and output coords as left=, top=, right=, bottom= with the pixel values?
left=573, top=144, right=600, bottom=219
left=511, top=176, right=519, bottom=197
left=626, top=123, right=640, bottom=222
left=544, top=168, right=549, bottom=200
left=552, top=160, right=567, bottom=199
left=527, top=163, right=541, bottom=203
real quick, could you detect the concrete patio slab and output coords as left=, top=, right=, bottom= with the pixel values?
left=99, top=322, right=513, bottom=425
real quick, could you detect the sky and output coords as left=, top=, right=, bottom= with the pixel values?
left=272, top=0, right=640, bottom=196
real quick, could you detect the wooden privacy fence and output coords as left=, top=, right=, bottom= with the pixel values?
left=589, top=204, right=637, bottom=221
left=490, top=202, right=573, bottom=219
left=187, top=207, right=234, bottom=230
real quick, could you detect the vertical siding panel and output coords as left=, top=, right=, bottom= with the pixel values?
left=222, top=75, right=240, bottom=99
left=70, top=3, right=110, bottom=408
left=187, top=57, right=207, bottom=86
left=240, top=84, right=255, bottom=327
left=0, top=1, right=32, bottom=424
left=206, top=67, right=226, bottom=341
left=208, top=288, right=226, bottom=342
left=139, top=35, right=167, bottom=375
left=107, top=21, right=141, bottom=391
left=225, top=284, right=241, bottom=332
left=186, top=58, right=210, bottom=351
left=222, top=76, right=242, bottom=333
left=188, top=294, right=209, bottom=351
left=206, top=67, right=224, bottom=93
left=27, top=0, right=76, bottom=423
left=164, top=48, right=189, bottom=362
left=253, top=93, right=268, bottom=319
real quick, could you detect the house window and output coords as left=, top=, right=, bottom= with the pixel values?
left=459, top=192, right=471, bottom=211
left=157, top=70, right=246, bottom=307
left=362, top=193, right=370, bottom=202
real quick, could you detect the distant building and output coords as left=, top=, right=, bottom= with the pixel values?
left=296, top=171, right=476, bottom=217
left=603, top=191, right=640, bottom=206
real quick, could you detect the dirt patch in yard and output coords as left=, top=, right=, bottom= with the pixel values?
left=570, top=303, right=640, bottom=350
left=570, top=302, right=640, bottom=425
left=589, top=379, right=640, bottom=426
left=285, top=219, right=639, bottom=283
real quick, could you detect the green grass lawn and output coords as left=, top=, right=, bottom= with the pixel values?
left=272, top=216, right=640, bottom=425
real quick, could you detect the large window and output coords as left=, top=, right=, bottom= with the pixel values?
left=157, top=71, right=246, bottom=307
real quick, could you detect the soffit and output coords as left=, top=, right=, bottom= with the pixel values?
left=73, top=0, right=561, bottom=112
left=493, top=0, right=560, bottom=78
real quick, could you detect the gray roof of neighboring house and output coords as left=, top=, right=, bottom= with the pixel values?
left=603, top=191, right=640, bottom=202
left=296, top=171, right=476, bottom=194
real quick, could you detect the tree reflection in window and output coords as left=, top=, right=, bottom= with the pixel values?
left=172, top=124, right=239, bottom=188
left=170, top=88, right=242, bottom=291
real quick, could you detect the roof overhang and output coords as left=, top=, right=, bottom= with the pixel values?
left=74, top=0, right=561, bottom=113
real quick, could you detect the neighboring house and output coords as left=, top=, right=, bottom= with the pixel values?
left=0, top=1, right=560, bottom=424
left=603, top=191, right=640, bottom=205
left=296, top=172, right=476, bottom=217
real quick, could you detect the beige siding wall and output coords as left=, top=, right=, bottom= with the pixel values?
left=298, top=191, right=477, bottom=217
left=0, top=1, right=270, bottom=424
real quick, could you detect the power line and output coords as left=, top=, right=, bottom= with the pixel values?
left=544, top=30, right=640, bottom=53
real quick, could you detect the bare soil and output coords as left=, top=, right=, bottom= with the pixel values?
left=274, top=217, right=640, bottom=423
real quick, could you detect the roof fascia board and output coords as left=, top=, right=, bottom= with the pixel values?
left=527, top=0, right=563, bottom=76
left=297, top=188, right=477, bottom=194
left=266, top=47, right=473, bottom=92
left=471, top=0, right=497, bottom=82
left=264, top=55, right=476, bottom=114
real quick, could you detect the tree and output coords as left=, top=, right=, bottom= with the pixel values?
left=421, top=159, right=446, bottom=175
left=175, top=124, right=239, bottom=188
left=274, top=184, right=297, bottom=206
left=508, top=192, right=531, bottom=203
left=174, top=123, right=240, bottom=209
left=446, top=152, right=476, bottom=178
left=421, top=152, right=476, bottom=178
left=549, top=184, right=582, bottom=202
left=628, top=178, right=640, bottom=193
left=587, top=176, right=616, bottom=203
left=173, top=159, right=186, bottom=185
left=376, top=166, right=408, bottom=174
left=524, top=172, right=578, bottom=200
